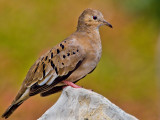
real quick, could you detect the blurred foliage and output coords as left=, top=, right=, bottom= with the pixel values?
left=115, top=0, right=160, bottom=23
left=0, top=0, right=159, bottom=120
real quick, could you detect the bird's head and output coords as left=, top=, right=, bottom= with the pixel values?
left=77, top=8, right=112, bottom=31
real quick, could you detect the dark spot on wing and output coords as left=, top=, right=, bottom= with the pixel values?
left=63, top=55, right=66, bottom=59
left=55, top=67, right=58, bottom=74
left=62, top=62, right=64, bottom=65
left=77, top=50, right=79, bottom=52
left=34, top=66, right=38, bottom=73
left=51, top=52, right=53, bottom=58
left=57, top=49, right=60, bottom=54
left=42, top=63, right=46, bottom=77
left=67, top=53, right=70, bottom=56
left=43, top=70, right=45, bottom=77
left=45, top=56, right=48, bottom=61
left=34, top=62, right=40, bottom=73
left=60, top=44, right=64, bottom=49
left=43, top=63, right=45, bottom=70
left=50, top=60, right=55, bottom=69
left=73, top=52, right=75, bottom=54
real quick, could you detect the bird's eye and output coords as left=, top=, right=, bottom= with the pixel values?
left=93, top=16, right=97, bottom=20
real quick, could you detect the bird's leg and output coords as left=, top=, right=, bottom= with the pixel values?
left=63, top=80, right=81, bottom=88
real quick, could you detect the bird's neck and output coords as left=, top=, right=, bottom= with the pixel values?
left=76, top=25, right=101, bottom=49
left=76, top=24, right=99, bottom=33
left=77, top=25, right=100, bottom=40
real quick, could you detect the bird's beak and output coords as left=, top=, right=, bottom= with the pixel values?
left=103, top=20, right=112, bottom=28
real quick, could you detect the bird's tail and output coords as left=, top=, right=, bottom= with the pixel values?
left=2, top=85, right=29, bottom=119
left=2, top=101, right=23, bottom=119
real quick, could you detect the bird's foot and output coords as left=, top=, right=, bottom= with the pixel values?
left=63, top=80, right=81, bottom=88
left=62, top=81, right=93, bottom=91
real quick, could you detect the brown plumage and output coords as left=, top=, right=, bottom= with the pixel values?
left=2, top=8, right=112, bottom=119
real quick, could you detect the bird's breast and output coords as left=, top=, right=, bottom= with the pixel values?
left=87, top=37, right=102, bottom=63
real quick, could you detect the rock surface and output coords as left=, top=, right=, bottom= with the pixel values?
left=38, top=86, right=138, bottom=120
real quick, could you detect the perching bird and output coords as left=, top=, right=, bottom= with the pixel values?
left=2, top=8, right=112, bottom=119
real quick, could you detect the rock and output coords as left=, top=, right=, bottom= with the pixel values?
left=38, top=86, right=138, bottom=120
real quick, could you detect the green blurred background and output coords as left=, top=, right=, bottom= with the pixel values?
left=0, top=0, right=160, bottom=120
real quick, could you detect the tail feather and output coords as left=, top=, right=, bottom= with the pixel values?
left=2, top=101, right=23, bottom=119
left=2, top=85, right=29, bottom=119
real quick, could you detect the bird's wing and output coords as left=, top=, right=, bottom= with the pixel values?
left=2, top=39, right=85, bottom=119
left=25, top=39, right=85, bottom=96
left=8, top=39, right=85, bottom=106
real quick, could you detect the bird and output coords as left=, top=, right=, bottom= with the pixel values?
left=2, top=8, right=112, bottom=119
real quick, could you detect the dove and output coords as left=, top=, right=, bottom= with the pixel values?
left=2, top=8, right=112, bottom=119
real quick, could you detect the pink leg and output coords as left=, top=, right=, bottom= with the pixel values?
left=63, top=80, right=81, bottom=88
